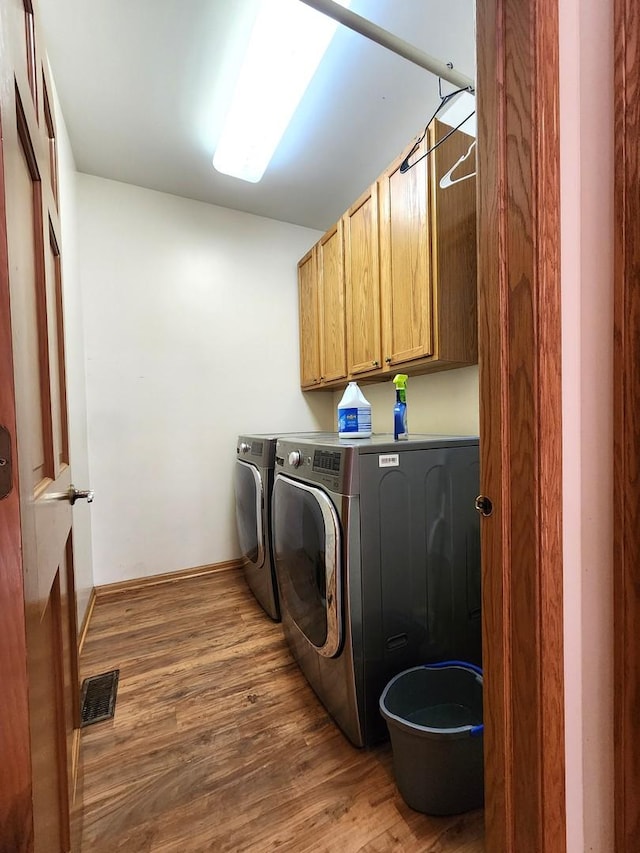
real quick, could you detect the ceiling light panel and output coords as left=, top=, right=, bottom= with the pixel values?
left=213, top=0, right=350, bottom=183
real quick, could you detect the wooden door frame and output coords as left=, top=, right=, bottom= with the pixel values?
left=613, top=1, right=640, bottom=849
left=477, top=1, right=566, bottom=851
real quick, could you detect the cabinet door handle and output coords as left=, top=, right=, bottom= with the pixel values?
left=372, top=360, right=379, bottom=368
left=385, top=356, right=392, bottom=364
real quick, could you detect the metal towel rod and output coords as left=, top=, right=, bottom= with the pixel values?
left=298, top=0, right=475, bottom=92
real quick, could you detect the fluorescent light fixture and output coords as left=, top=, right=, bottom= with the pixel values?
left=213, top=0, right=351, bottom=183
left=438, top=90, right=476, bottom=138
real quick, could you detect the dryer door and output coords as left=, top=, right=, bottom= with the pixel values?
left=234, top=460, right=265, bottom=569
left=272, top=474, right=342, bottom=658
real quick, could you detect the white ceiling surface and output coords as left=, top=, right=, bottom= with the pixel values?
left=39, top=0, right=475, bottom=232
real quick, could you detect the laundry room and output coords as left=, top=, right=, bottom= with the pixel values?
left=0, top=0, right=617, bottom=851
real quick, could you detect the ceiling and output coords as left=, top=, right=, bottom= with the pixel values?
left=38, top=0, right=475, bottom=232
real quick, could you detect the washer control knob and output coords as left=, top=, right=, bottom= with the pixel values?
left=288, top=450, right=303, bottom=468
left=239, top=442, right=251, bottom=454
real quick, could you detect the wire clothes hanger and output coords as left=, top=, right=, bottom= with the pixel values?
left=400, top=78, right=476, bottom=175
left=439, top=139, right=476, bottom=188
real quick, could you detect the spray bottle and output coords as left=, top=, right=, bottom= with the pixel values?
left=393, top=374, right=409, bottom=440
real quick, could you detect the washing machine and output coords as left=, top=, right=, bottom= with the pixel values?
left=272, top=433, right=481, bottom=747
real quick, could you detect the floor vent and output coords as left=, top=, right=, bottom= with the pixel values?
left=80, top=669, right=119, bottom=727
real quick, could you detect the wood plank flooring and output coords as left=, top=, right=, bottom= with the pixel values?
left=77, top=569, right=484, bottom=852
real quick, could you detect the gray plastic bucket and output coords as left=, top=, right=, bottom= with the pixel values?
left=379, top=661, right=484, bottom=815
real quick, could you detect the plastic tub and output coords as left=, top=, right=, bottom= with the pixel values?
left=379, top=661, right=484, bottom=815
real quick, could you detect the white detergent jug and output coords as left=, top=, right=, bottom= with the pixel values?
left=337, top=382, right=372, bottom=439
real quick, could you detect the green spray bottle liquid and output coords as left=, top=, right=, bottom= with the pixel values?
left=393, top=374, right=408, bottom=440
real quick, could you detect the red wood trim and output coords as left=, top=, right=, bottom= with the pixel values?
left=0, top=77, right=34, bottom=852
left=50, top=570, right=71, bottom=852
left=477, top=0, right=566, bottom=849
left=613, top=0, right=640, bottom=849
left=476, top=0, right=509, bottom=845
left=533, top=1, right=566, bottom=849
left=22, top=2, right=38, bottom=112
left=15, top=87, right=55, bottom=485
left=64, top=535, right=80, bottom=728
left=41, top=73, right=59, bottom=208
left=49, top=221, right=69, bottom=467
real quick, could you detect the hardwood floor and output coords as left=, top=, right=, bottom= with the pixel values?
left=77, top=568, right=484, bottom=852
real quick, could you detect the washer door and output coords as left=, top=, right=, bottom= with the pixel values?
left=272, top=474, right=342, bottom=658
left=234, top=460, right=265, bottom=569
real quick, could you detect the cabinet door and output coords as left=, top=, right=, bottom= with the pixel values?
left=379, top=139, right=434, bottom=366
left=429, top=120, right=478, bottom=364
left=298, top=248, right=321, bottom=387
left=318, top=221, right=347, bottom=383
left=344, top=186, right=381, bottom=375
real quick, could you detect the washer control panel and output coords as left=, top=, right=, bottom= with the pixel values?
left=275, top=440, right=347, bottom=492
left=312, top=450, right=341, bottom=474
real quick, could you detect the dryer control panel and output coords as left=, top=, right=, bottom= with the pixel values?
left=236, top=435, right=277, bottom=467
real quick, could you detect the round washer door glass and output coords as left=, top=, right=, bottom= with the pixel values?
left=273, top=474, right=341, bottom=657
left=234, top=460, right=265, bottom=568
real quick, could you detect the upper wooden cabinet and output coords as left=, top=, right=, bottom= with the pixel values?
left=343, top=185, right=382, bottom=377
left=318, top=221, right=347, bottom=383
left=378, top=135, right=433, bottom=367
left=378, top=119, right=477, bottom=372
left=298, top=247, right=321, bottom=388
left=298, top=120, right=477, bottom=389
left=297, top=221, right=347, bottom=389
left=427, top=120, right=477, bottom=367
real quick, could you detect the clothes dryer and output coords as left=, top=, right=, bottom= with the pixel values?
left=272, top=434, right=481, bottom=747
left=234, top=432, right=332, bottom=620
left=235, top=434, right=281, bottom=620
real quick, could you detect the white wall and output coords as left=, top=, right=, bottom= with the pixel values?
left=560, top=0, right=614, bottom=849
left=76, top=175, right=333, bottom=586
left=52, top=79, right=94, bottom=626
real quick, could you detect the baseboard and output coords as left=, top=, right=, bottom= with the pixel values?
left=77, top=587, right=96, bottom=657
left=94, top=559, right=243, bottom=600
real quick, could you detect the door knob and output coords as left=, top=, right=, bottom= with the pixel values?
left=68, top=485, right=94, bottom=505
left=474, top=495, right=493, bottom=517
left=44, top=484, right=95, bottom=504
